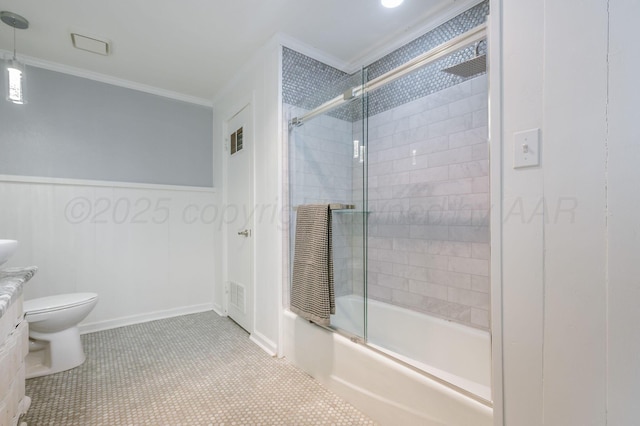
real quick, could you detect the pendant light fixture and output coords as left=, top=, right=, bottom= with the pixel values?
left=1, top=11, right=29, bottom=104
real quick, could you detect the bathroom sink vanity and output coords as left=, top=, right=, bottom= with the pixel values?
left=0, top=267, right=37, bottom=426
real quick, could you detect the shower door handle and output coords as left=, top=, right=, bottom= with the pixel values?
left=237, top=229, right=251, bottom=237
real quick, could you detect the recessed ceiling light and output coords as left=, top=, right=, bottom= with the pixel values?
left=381, top=0, right=404, bottom=8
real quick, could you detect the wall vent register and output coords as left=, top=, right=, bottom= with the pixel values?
left=71, top=33, right=111, bottom=56
left=230, top=127, right=243, bottom=155
left=229, top=281, right=245, bottom=313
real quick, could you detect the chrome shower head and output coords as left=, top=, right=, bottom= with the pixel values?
left=442, top=54, right=486, bottom=78
left=442, top=39, right=487, bottom=78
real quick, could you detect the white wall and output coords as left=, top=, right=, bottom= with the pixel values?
left=497, top=0, right=638, bottom=423
left=0, top=179, right=216, bottom=331
left=212, top=39, right=282, bottom=355
left=606, top=1, right=640, bottom=424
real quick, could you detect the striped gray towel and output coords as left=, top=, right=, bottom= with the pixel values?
left=290, top=204, right=334, bottom=326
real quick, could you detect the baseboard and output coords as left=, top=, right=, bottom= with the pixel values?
left=212, top=304, right=225, bottom=317
left=78, top=303, right=214, bottom=334
left=250, top=330, right=278, bottom=356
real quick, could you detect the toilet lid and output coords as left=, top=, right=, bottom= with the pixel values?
left=24, top=293, right=98, bottom=314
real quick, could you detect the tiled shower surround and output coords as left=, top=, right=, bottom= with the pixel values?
left=365, top=75, right=489, bottom=329
left=285, top=1, right=490, bottom=330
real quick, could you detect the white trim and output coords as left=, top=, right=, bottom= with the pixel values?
left=0, top=175, right=215, bottom=193
left=250, top=331, right=278, bottom=356
left=346, top=0, right=486, bottom=72
left=78, top=303, right=214, bottom=334
left=488, top=5, right=505, bottom=426
left=0, top=49, right=213, bottom=107
left=212, top=303, right=225, bottom=317
left=276, top=45, right=285, bottom=359
left=276, top=32, right=351, bottom=73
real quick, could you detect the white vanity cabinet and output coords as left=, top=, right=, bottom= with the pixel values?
left=0, top=295, right=30, bottom=426
left=0, top=266, right=37, bottom=426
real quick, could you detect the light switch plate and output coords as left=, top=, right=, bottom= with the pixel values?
left=514, top=128, right=540, bottom=168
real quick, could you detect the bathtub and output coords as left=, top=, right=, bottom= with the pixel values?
left=332, top=295, right=491, bottom=401
left=283, top=295, right=493, bottom=425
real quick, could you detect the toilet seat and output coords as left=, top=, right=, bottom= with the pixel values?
left=25, top=293, right=98, bottom=315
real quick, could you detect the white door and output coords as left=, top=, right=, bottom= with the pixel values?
left=225, top=104, right=253, bottom=332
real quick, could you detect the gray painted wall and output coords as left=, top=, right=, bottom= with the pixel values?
left=0, top=62, right=213, bottom=187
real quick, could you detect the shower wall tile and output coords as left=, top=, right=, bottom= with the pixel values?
left=472, top=176, right=489, bottom=193
left=428, top=241, right=472, bottom=258
left=448, top=225, right=490, bottom=243
left=428, top=146, right=473, bottom=167
left=369, top=237, right=393, bottom=250
left=393, top=238, right=428, bottom=253
left=447, top=287, right=490, bottom=310
left=368, top=284, right=393, bottom=301
left=471, top=143, right=490, bottom=160
left=427, top=268, right=472, bottom=289
left=408, top=281, right=448, bottom=300
left=449, top=304, right=472, bottom=324
left=471, top=275, right=490, bottom=293
left=448, top=193, right=490, bottom=210
left=409, top=166, right=449, bottom=183
left=448, top=256, right=489, bottom=276
left=471, top=242, right=490, bottom=260
left=379, top=274, right=411, bottom=291
left=392, top=289, right=426, bottom=309
left=470, top=308, right=490, bottom=328
left=408, top=252, right=449, bottom=270
left=449, top=160, right=489, bottom=179
left=365, top=74, right=489, bottom=330
left=472, top=108, right=489, bottom=127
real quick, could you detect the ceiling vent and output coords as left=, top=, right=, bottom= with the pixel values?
left=71, top=33, right=110, bottom=56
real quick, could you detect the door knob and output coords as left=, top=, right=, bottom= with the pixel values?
left=237, top=229, right=251, bottom=237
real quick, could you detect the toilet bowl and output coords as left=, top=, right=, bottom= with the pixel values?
left=24, top=293, right=98, bottom=378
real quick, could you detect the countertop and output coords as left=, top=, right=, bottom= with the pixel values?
left=0, top=266, right=38, bottom=319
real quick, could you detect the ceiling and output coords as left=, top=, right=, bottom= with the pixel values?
left=0, top=0, right=470, bottom=103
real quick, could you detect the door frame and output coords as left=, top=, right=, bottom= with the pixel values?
left=222, top=94, right=256, bottom=335
left=487, top=5, right=505, bottom=425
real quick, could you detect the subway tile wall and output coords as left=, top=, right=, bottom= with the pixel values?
left=364, top=75, right=489, bottom=329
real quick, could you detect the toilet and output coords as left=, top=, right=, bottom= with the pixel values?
left=23, top=293, right=98, bottom=378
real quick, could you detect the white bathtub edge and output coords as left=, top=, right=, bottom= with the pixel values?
left=283, top=310, right=493, bottom=426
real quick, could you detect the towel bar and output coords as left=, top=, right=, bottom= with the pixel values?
left=293, top=204, right=355, bottom=211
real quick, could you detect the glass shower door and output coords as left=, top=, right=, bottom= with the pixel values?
left=287, top=69, right=368, bottom=339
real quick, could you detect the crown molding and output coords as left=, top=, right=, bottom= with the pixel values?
left=0, top=49, right=213, bottom=107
